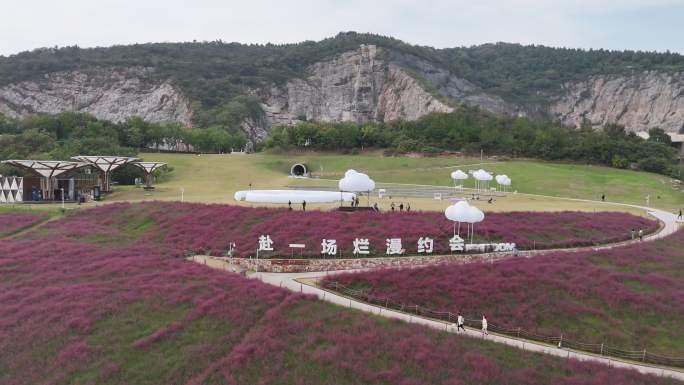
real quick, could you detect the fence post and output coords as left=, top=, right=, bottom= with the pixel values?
left=559, top=334, right=563, bottom=348
left=448, top=312, right=452, bottom=322
left=385, top=298, right=388, bottom=308
left=416, top=305, right=419, bottom=314
left=517, top=327, right=521, bottom=338
left=642, top=349, right=646, bottom=362
left=600, top=343, right=604, bottom=356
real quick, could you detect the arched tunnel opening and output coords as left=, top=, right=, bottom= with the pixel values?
left=290, top=163, right=308, bottom=177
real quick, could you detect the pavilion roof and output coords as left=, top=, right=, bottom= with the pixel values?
left=0, top=160, right=86, bottom=178
left=132, top=162, right=167, bottom=174
left=71, top=156, right=139, bottom=172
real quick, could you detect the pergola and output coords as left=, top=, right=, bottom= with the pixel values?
left=132, top=162, right=167, bottom=189
left=71, top=156, right=138, bottom=192
left=0, top=160, right=85, bottom=200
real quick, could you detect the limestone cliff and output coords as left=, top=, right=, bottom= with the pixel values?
left=0, top=67, right=192, bottom=124
left=255, top=45, right=452, bottom=131
left=252, top=44, right=517, bottom=140
left=551, top=71, right=684, bottom=133
left=2, top=44, right=683, bottom=142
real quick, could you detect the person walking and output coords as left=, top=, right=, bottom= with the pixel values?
left=481, top=315, right=488, bottom=335
left=391, top=202, right=395, bottom=212
left=373, top=202, right=379, bottom=212
left=302, top=200, right=306, bottom=211
left=638, top=229, right=643, bottom=241
left=288, top=200, right=292, bottom=211
left=601, top=194, right=605, bottom=202
left=678, top=209, right=682, bottom=221
left=406, top=203, right=411, bottom=212
left=399, top=203, right=404, bottom=212
left=355, top=196, right=360, bottom=207
left=630, top=228, right=635, bottom=240
left=457, top=312, right=466, bottom=332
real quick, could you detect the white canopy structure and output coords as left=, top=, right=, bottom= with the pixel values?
left=495, top=174, right=512, bottom=192
left=132, top=162, right=167, bottom=189
left=450, top=170, right=468, bottom=191
left=472, top=169, right=493, bottom=192
left=234, top=189, right=356, bottom=204
left=1, top=160, right=85, bottom=200
left=71, top=156, right=139, bottom=192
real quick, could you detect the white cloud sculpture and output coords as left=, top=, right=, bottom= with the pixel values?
left=445, top=200, right=472, bottom=222
left=473, top=169, right=493, bottom=181
left=495, top=174, right=512, bottom=186
left=450, top=170, right=468, bottom=180
left=339, top=169, right=376, bottom=192
left=465, top=205, right=485, bottom=223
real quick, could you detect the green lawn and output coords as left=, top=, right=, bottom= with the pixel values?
left=111, top=151, right=683, bottom=211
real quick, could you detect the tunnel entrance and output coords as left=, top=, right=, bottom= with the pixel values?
left=290, top=163, right=308, bottom=177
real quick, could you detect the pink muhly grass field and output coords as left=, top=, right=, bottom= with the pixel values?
left=0, top=202, right=678, bottom=384
left=322, top=228, right=684, bottom=356
left=49, top=201, right=658, bottom=258
left=0, top=212, right=47, bottom=237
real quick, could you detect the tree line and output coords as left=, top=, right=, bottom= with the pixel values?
left=265, top=106, right=682, bottom=177
left=0, top=112, right=248, bottom=178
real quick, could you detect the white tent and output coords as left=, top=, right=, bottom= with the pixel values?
left=234, top=189, right=356, bottom=204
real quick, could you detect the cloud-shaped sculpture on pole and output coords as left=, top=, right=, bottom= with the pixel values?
left=339, top=169, right=376, bottom=192
left=473, top=169, right=493, bottom=181
left=445, top=200, right=471, bottom=222
left=450, top=170, right=468, bottom=180
left=465, top=205, right=485, bottom=223
left=495, top=174, right=512, bottom=186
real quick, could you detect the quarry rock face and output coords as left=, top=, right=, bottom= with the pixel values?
left=255, top=45, right=453, bottom=135
left=2, top=45, right=684, bottom=142
left=0, top=67, right=192, bottom=124
left=551, top=71, right=684, bottom=133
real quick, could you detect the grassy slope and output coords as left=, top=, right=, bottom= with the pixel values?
left=109, top=152, right=683, bottom=212
left=0, top=208, right=679, bottom=385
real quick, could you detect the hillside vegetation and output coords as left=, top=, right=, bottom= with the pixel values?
left=3, top=32, right=684, bottom=113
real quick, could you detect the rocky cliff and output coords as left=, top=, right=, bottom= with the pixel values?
left=2, top=44, right=684, bottom=141
left=249, top=44, right=523, bottom=140
left=254, top=45, right=451, bottom=135
left=551, top=71, right=684, bottom=133
left=0, top=67, right=192, bottom=124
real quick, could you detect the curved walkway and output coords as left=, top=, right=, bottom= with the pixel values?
left=194, top=200, right=683, bottom=381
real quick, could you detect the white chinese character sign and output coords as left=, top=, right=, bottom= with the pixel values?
left=258, top=235, right=274, bottom=251
left=449, top=235, right=465, bottom=252
left=417, top=237, right=434, bottom=253
left=353, top=238, right=370, bottom=255
left=386, top=238, right=404, bottom=255
left=321, top=239, right=337, bottom=256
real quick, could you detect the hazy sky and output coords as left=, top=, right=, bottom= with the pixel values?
left=2, top=0, right=684, bottom=56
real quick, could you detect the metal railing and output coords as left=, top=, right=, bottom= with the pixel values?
left=323, top=281, right=684, bottom=368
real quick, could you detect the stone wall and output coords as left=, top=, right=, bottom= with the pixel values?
left=216, top=250, right=532, bottom=273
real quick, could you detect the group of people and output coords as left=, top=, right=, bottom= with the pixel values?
left=287, top=200, right=306, bottom=211
left=451, top=313, right=488, bottom=336
left=390, top=202, right=410, bottom=212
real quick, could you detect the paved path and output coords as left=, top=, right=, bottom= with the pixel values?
left=193, top=200, right=683, bottom=381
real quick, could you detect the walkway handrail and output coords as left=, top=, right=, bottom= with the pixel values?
left=323, top=281, right=684, bottom=368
